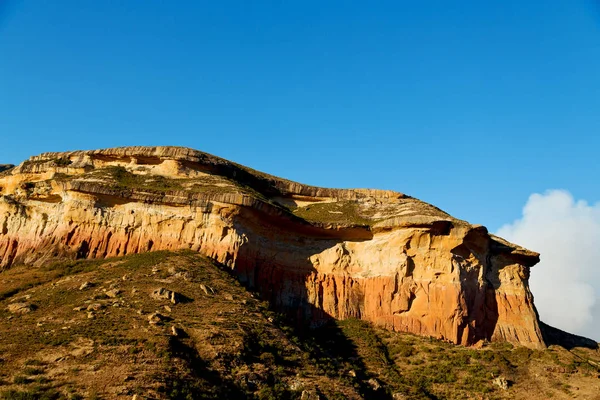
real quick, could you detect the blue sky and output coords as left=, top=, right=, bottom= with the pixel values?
left=1, top=0, right=599, bottom=231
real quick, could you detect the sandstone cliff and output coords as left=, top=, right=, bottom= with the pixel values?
left=0, top=146, right=545, bottom=348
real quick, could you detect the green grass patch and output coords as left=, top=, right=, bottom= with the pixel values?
left=22, top=367, right=44, bottom=376
left=106, top=166, right=184, bottom=192
left=0, top=283, right=36, bottom=302
left=0, top=388, right=65, bottom=400
left=13, top=375, right=31, bottom=384
left=23, top=359, right=45, bottom=366
left=293, top=201, right=375, bottom=226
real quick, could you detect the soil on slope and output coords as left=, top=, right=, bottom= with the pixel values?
left=0, top=251, right=598, bottom=400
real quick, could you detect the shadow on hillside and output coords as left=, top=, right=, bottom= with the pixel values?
left=224, top=207, right=449, bottom=398
left=230, top=207, right=376, bottom=329
left=298, top=319, right=393, bottom=399
left=164, top=336, right=248, bottom=399
left=227, top=209, right=404, bottom=398
left=539, top=321, right=599, bottom=350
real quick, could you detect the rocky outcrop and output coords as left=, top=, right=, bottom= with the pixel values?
left=0, top=146, right=546, bottom=347
left=6, top=302, right=34, bottom=314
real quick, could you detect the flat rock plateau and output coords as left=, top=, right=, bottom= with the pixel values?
left=0, top=146, right=597, bottom=399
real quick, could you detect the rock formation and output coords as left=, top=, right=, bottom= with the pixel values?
left=0, top=146, right=545, bottom=347
left=0, top=164, right=14, bottom=173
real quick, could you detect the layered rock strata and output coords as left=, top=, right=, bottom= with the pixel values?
left=0, top=146, right=544, bottom=347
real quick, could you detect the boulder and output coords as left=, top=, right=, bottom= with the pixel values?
left=300, top=390, right=320, bottom=400
left=7, top=302, right=33, bottom=314
left=148, top=312, right=166, bottom=325
left=151, top=288, right=180, bottom=304
left=105, top=289, right=121, bottom=298
left=493, top=376, right=509, bottom=390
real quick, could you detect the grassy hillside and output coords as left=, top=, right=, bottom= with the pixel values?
left=0, top=251, right=598, bottom=400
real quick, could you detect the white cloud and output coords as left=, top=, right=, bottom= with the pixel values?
left=496, top=190, right=600, bottom=341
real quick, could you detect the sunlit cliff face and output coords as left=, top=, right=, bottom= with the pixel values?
left=0, top=146, right=546, bottom=347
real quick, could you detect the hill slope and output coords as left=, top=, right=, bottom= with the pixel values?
left=0, top=251, right=598, bottom=400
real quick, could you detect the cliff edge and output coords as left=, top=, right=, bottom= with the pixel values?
left=0, top=146, right=548, bottom=347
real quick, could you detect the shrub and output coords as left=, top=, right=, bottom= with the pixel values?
left=54, top=157, right=72, bottom=167
left=13, top=375, right=30, bottom=384
left=22, top=367, right=44, bottom=376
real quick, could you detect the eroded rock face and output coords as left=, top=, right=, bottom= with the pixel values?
left=0, top=146, right=545, bottom=347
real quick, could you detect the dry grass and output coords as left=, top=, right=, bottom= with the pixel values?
left=1, top=251, right=598, bottom=399
left=292, top=201, right=376, bottom=226
left=0, top=252, right=360, bottom=399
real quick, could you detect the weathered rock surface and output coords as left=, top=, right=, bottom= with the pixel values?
left=0, top=146, right=546, bottom=347
left=6, top=302, right=33, bottom=314
left=148, top=312, right=168, bottom=325
left=105, top=288, right=121, bottom=298
left=151, top=288, right=180, bottom=304
left=492, top=376, right=509, bottom=390
left=300, top=390, right=320, bottom=400
left=0, top=164, right=14, bottom=173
